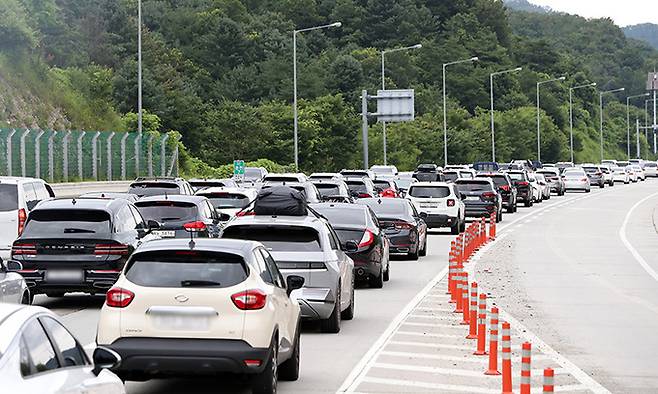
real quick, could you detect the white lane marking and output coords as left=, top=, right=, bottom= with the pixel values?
left=373, top=362, right=571, bottom=378
left=400, top=321, right=465, bottom=329
left=359, top=377, right=500, bottom=394
left=555, top=385, right=590, bottom=392
left=380, top=350, right=489, bottom=364
left=407, top=313, right=461, bottom=321
left=618, top=191, right=658, bottom=283
left=388, top=340, right=471, bottom=351
left=396, top=330, right=469, bottom=339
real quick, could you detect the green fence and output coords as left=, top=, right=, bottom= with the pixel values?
left=0, top=128, right=180, bottom=182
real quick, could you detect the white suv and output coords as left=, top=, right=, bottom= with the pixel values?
left=406, top=182, right=465, bottom=234
left=0, top=177, right=54, bottom=260
left=96, top=238, right=304, bottom=393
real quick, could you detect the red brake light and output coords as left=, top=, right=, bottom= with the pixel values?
left=94, top=244, right=129, bottom=255
left=231, top=289, right=267, bottom=310
left=18, top=208, right=27, bottom=236
left=482, top=192, right=496, bottom=199
left=394, top=221, right=414, bottom=230
left=517, top=181, right=529, bottom=186
left=236, top=211, right=255, bottom=217
left=581, top=178, right=588, bottom=182
left=244, top=359, right=262, bottom=367
left=358, top=193, right=371, bottom=198
left=105, top=287, right=135, bottom=308
left=358, top=229, right=375, bottom=248
left=447, top=199, right=456, bottom=207
left=500, top=185, right=510, bottom=192
left=183, top=221, right=207, bottom=232
left=12, top=242, right=37, bottom=256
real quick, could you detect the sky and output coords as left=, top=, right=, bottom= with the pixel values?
left=527, top=0, right=658, bottom=27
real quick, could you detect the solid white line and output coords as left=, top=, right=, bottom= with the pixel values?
left=359, top=377, right=500, bottom=394
left=373, top=362, right=570, bottom=378
left=618, top=191, right=658, bottom=283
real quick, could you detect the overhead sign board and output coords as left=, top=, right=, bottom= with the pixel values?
left=375, top=89, right=415, bottom=122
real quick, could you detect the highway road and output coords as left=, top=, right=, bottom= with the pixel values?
left=34, top=180, right=658, bottom=393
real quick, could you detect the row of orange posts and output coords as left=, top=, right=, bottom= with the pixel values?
left=447, top=213, right=554, bottom=393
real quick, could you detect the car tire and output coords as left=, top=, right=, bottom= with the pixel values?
left=599, top=183, right=605, bottom=188
left=586, top=189, right=591, bottom=193
left=278, top=323, right=300, bottom=381
left=321, top=288, right=341, bottom=333
left=459, top=220, right=466, bottom=232
left=496, top=210, right=503, bottom=223
left=525, top=199, right=532, bottom=207
left=408, top=245, right=419, bottom=261
left=252, top=339, right=278, bottom=394
left=506, top=205, right=515, bottom=213
left=419, top=239, right=427, bottom=257
left=369, top=267, right=384, bottom=289
left=450, top=220, right=460, bottom=235
left=383, top=263, right=390, bottom=282
left=342, top=278, right=356, bottom=318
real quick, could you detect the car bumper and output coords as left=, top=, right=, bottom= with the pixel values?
left=419, top=213, right=455, bottom=228
left=564, top=181, right=589, bottom=190
left=104, top=337, right=271, bottom=377
left=463, top=203, right=496, bottom=217
left=18, top=269, right=120, bottom=294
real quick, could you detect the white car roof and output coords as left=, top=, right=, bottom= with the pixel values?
left=195, top=186, right=257, bottom=197
left=410, top=181, right=453, bottom=188
left=0, top=305, right=53, bottom=355
left=0, top=176, right=42, bottom=184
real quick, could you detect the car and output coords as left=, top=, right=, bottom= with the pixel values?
left=340, top=169, right=375, bottom=179
left=79, top=192, right=140, bottom=202
left=506, top=171, right=533, bottom=207
left=188, top=178, right=238, bottom=192
left=0, top=177, right=55, bottom=260
left=626, top=165, right=639, bottom=182
left=134, top=195, right=221, bottom=238
left=643, top=161, right=658, bottom=177
left=95, top=238, right=304, bottom=393
left=0, top=303, right=125, bottom=394
left=310, top=179, right=353, bottom=203
left=372, top=178, right=400, bottom=197
left=221, top=215, right=355, bottom=333
left=241, top=166, right=269, bottom=182
left=128, top=177, right=194, bottom=197
left=454, top=178, right=503, bottom=222
left=312, top=203, right=390, bottom=287
left=444, top=165, right=468, bottom=171
left=616, top=161, right=631, bottom=168
left=457, top=169, right=476, bottom=179
left=599, top=166, right=615, bottom=186
left=413, top=164, right=442, bottom=182
left=601, top=159, right=618, bottom=167
left=405, top=182, right=465, bottom=234
left=370, top=165, right=399, bottom=177
left=562, top=168, right=591, bottom=192
left=511, top=160, right=535, bottom=172
left=395, top=172, right=416, bottom=196
left=309, top=172, right=344, bottom=181
left=0, top=259, right=30, bottom=304
left=527, top=174, right=543, bottom=203
left=472, top=162, right=499, bottom=173
left=356, top=198, right=427, bottom=260
left=345, top=177, right=377, bottom=199
left=631, top=165, right=646, bottom=181
left=629, top=159, right=644, bottom=168
left=582, top=165, right=606, bottom=188
left=534, top=173, right=551, bottom=200
left=195, top=187, right=258, bottom=221
left=555, top=162, right=575, bottom=174
left=11, top=198, right=159, bottom=298
left=537, top=168, right=565, bottom=196
left=476, top=173, right=518, bottom=213
left=612, top=167, right=630, bottom=184
left=261, top=181, right=322, bottom=203
left=442, top=170, right=460, bottom=183
left=263, top=173, right=308, bottom=183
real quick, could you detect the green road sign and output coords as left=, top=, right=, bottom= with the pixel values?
left=233, top=160, right=245, bottom=176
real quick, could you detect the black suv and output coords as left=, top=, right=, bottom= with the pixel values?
left=476, top=173, right=517, bottom=213
left=454, top=178, right=503, bottom=222
left=128, top=177, right=194, bottom=198
left=413, top=164, right=442, bottom=182
left=506, top=171, right=533, bottom=207
left=11, top=198, right=159, bottom=297
left=134, top=195, right=221, bottom=239
left=345, top=177, right=377, bottom=198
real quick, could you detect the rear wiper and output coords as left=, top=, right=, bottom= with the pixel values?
left=160, top=217, right=182, bottom=221
left=181, top=280, right=221, bottom=287
left=63, top=228, right=95, bottom=233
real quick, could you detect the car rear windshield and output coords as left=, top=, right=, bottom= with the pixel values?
left=265, top=176, right=300, bottom=183
left=314, top=184, right=341, bottom=197
left=564, top=170, right=585, bottom=176
left=125, top=251, right=247, bottom=288
left=190, top=182, right=228, bottom=190
left=408, top=186, right=450, bottom=198
left=582, top=167, right=599, bottom=173
left=346, top=181, right=367, bottom=193
left=538, top=171, right=558, bottom=178
left=314, top=207, right=366, bottom=226
left=645, top=163, right=657, bottom=167
left=222, top=226, right=322, bottom=252
left=335, top=229, right=365, bottom=245
left=507, top=172, right=526, bottom=181
left=443, top=172, right=458, bottom=182
left=135, top=201, right=198, bottom=223
left=477, top=176, right=507, bottom=187
left=455, top=181, right=493, bottom=192
left=129, top=183, right=180, bottom=197
left=201, top=193, right=250, bottom=209
left=23, top=209, right=111, bottom=236
left=359, top=200, right=410, bottom=218
left=0, top=184, right=18, bottom=212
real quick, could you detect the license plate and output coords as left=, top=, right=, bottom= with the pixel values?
left=154, top=230, right=176, bottom=238
left=45, top=270, right=84, bottom=283
left=151, top=314, right=210, bottom=331
left=466, top=196, right=480, bottom=201
left=420, top=204, right=438, bottom=208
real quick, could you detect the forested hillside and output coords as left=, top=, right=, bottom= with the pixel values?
left=1, top=0, right=657, bottom=172
left=623, top=24, right=658, bottom=50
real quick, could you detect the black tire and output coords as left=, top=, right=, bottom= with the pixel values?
left=279, top=324, right=300, bottom=381
left=496, top=210, right=502, bottom=223
left=585, top=189, right=591, bottom=193
left=599, top=183, right=605, bottom=188
left=460, top=219, right=466, bottom=232
left=342, top=282, right=355, bottom=319
left=450, top=220, right=460, bottom=235
left=383, top=262, right=390, bottom=282
left=321, top=288, right=341, bottom=333
left=506, top=204, right=515, bottom=214
left=408, top=244, right=419, bottom=260
left=252, top=339, right=278, bottom=394
left=625, top=181, right=629, bottom=184
left=369, top=267, right=384, bottom=289
left=524, top=199, right=532, bottom=207
left=419, top=239, right=427, bottom=257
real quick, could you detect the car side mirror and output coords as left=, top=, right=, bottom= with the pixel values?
left=92, top=346, right=122, bottom=376
left=217, top=212, right=231, bottom=221
left=344, top=240, right=358, bottom=253
left=5, top=260, right=23, bottom=272
left=460, top=193, right=467, bottom=200
left=286, top=275, right=305, bottom=296
left=147, top=220, right=160, bottom=230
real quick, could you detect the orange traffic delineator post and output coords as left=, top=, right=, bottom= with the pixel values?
left=481, top=217, right=487, bottom=245
left=456, top=235, right=463, bottom=264
left=454, top=272, right=465, bottom=313
left=520, top=342, right=532, bottom=394
left=543, top=368, right=554, bottom=393
left=467, top=282, right=478, bottom=339
left=490, top=212, right=497, bottom=239
left=460, top=273, right=470, bottom=325
left=485, top=306, right=501, bottom=375
left=448, top=250, right=457, bottom=299
left=501, top=321, right=513, bottom=394
left=474, top=293, right=488, bottom=355
left=459, top=233, right=465, bottom=263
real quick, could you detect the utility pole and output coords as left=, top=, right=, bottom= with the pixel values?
left=536, top=76, right=565, bottom=162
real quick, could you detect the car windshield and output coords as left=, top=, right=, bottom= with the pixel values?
left=372, top=180, right=392, bottom=191
left=126, top=251, right=247, bottom=288
left=244, top=168, right=263, bottom=179
left=23, top=209, right=111, bottom=236
left=222, top=226, right=322, bottom=252
left=455, top=182, right=492, bottom=192
left=201, top=193, right=250, bottom=209
left=314, top=184, right=342, bottom=197
left=129, top=182, right=180, bottom=197
left=371, top=167, right=395, bottom=174
left=645, top=163, right=657, bottom=167
left=408, top=186, right=450, bottom=198
left=358, top=200, right=410, bottom=218
left=478, top=176, right=507, bottom=187
left=396, top=178, right=413, bottom=189
left=0, top=184, right=18, bottom=212
left=582, top=167, right=599, bottom=173
left=135, top=201, right=198, bottom=223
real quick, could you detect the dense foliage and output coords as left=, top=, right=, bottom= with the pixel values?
left=623, top=24, right=658, bottom=51
left=1, top=0, right=657, bottom=173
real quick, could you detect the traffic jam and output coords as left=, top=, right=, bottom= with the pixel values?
left=0, top=158, right=653, bottom=393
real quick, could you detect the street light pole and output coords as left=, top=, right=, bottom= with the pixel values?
left=292, top=21, right=341, bottom=171
left=568, top=82, right=596, bottom=163
left=536, top=76, right=565, bottom=162
left=490, top=67, right=522, bottom=162
left=599, top=87, right=625, bottom=162
left=626, top=93, right=650, bottom=160
left=381, top=43, right=422, bottom=166
left=442, top=56, right=478, bottom=167
left=137, top=0, right=143, bottom=175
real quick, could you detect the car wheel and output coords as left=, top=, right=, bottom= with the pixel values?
left=524, top=198, right=532, bottom=207
left=419, top=239, right=427, bottom=257
left=496, top=210, right=502, bottom=223
left=278, top=322, right=300, bottom=381
left=506, top=205, right=514, bottom=213
left=408, top=244, right=419, bottom=260
left=450, top=220, right=460, bottom=235
left=321, top=288, right=341, bottom=333
left=252, top=338, right=278, bottom=394
left=342, top=278, right=356, bottom=319
left=383, top=262, right=390, bottom=282
left=599, top=183, right=605, bottom=188
left=459, top=219, right=466, bottom=232
left=586, top=188, right=591, bottom=193
left=369, top=267, right=384, bottom=289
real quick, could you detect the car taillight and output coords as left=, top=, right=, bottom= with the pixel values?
left=236, top=211, right=255, bottom=217
left=18, top=208, right=27, bottom=236
left=94, top=244, right=129, bottom=255
left=394, top=221, right=414, bottom=230
left=596, top=172, right=602, bottom=176
left=183, top=221, right=207, bottom=232
left=231, top=289, right=267, bottom=310
left=105, top=287, right=135, bottom=308
left=581, top=178, right=588, bottom=182
left=482, top=192, right=496, bottom=199
left=358, top=193, right=371, bottom=198
left=447, top=199, right=456, bottom=207
left=12, top=242, right=37, bottom=255
left=517, top=181, right=529, bottom=186
left=358, top=229, right=375, bottom=248
left=500, top=185, right=510, bottom=192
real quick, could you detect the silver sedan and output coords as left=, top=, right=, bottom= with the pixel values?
left=563, top=169, right=591, bottom=192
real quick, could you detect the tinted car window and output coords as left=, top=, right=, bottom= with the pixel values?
left=0, top=184, right=18, bottom=211
left=244, top=168, right=263, bottom=179
left=582, top=167, right=599, bottom=173
left=202, top=193, right=250, bottom=209
left=21, top=319, right=60, bottom=376
left=40, top=317, right=87, bottom=367
left=129, top=183, right=181, bottom=197
left=358, top=199, right=410, bottom=218
left=23, top=209, right=111, bottom=237
left=135, top=201, right=198, bottom=223
left=443, top=172, right=458, bottom=182
left=345, top=181, right=367, bottom=193
left=314, top=184, right=341, bottom=197
left=477, top=176, right=508, bottom=187
left=455, top=181, right=493, bottom=192
left=125, top=251, right=247, bottom=288
left=507, top=172, right=526, bottom=181
left=372, top=180, right=392, bottom=191
left=313, top=207, right=367, bottom=226
left=408, top=186, right=450, bottom=198
left=222, top=226, right=322, bottom=252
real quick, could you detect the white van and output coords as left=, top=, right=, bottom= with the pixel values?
left=406, top=181, right=465, bottom=234
left=0, top=177, right=54, bottom=259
